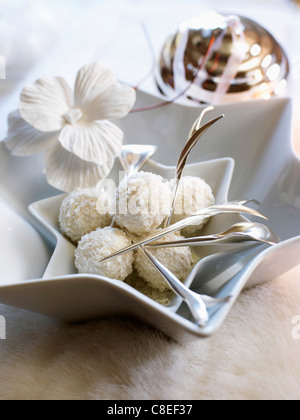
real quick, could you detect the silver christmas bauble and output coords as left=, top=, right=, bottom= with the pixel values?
left=156, top=12, right=289, bottom=104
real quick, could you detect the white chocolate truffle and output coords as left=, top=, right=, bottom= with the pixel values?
left=112, top=172, right=172, bottom=236
left=75, top=227, right=134, bottom=281
left=59, top=188, right=112, bottom=244
left=170, top=176, right=215, bottom=235
left=134, top=232, right=194, bottom=292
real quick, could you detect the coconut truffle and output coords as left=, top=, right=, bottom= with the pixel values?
left=75, top=227, right=134, bottom=281
left=134, top=232, right=194, bottom=292
left=112, top=172, right=172, bottom=236
left=59, top=187, right=112, bottom=244
left=170, top=176, right=215, bottom=235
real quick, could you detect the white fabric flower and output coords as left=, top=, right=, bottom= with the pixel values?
left=4, top=63, right=136, bottom=192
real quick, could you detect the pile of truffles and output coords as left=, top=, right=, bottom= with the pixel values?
left=59, top=171, right=215, bottom=296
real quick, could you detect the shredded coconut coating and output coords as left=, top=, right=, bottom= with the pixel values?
left=112, top=172, right=172, bottom=236
left=170, top=176, right=215, bottom=235
left=59, top=187, right=112, bottom=244
left=134, top=232, right=194, bottom=292
left=75, top=227, right=134, bottom=281
left=125, top=271, right=175, bottom=306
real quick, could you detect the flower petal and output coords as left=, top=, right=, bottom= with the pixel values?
left=4, top=110, right=58, bottom=155
left=58, top=121, right=123, bottom=165
left=19, top=77, right=73, bottom=132
left=83, top=81, right=136, bottom=122
left=74, top=63, right=116, bottom=110
left=44, top=143, right=115, bottom=193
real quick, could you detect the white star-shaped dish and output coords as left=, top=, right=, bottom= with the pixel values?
left=0, top=91, right=300, bottom=342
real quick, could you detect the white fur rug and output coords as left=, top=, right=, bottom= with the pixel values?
left=0, top=265, right=300, bottom=400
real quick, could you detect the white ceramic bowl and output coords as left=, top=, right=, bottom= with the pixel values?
left=0, top=91, right=299, bottom=342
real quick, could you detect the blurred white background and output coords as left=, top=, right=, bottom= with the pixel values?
left=0, top=0, right=300, bottom=149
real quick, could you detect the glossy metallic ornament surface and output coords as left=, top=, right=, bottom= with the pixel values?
left=156, top=12, right=289, bottom=104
